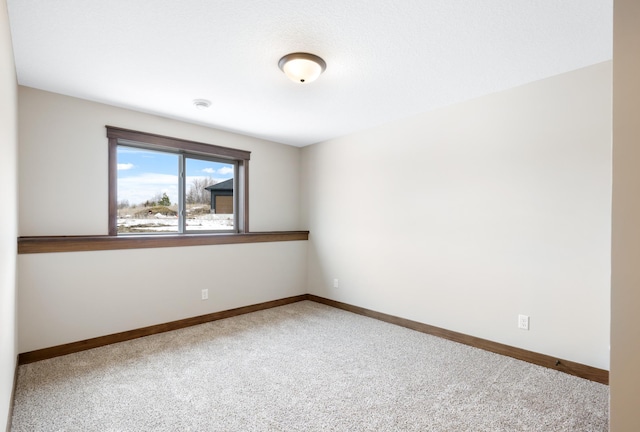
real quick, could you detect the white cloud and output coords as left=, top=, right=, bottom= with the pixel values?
left=202, top=167, right=232, bottom=175
left=117, top=163, right=134, bottom=171
left=118, top=173, right=179, bottom=205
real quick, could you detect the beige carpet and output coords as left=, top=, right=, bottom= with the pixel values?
left=10, top=301, right=608, bottom=431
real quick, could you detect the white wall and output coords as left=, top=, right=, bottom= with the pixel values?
left=18, top=242, right=307, bottom=352
left=611, top=0, right=640, bottom=429
left=0, top=0, right=18, bottom=428
left=18, top=88, right=306, bottom=353
left=302, top=62, right=612, bottom=370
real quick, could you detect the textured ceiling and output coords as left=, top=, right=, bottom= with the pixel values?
left=6, top=0, right=612, bottom=147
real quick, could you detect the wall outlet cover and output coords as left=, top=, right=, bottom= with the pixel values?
left=518, top=314, right=530, bottom=330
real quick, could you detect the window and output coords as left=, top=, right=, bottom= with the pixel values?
left=107, top=126, right=250, bottom=235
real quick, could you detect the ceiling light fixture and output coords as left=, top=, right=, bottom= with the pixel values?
left=278, top=53, right=326, bottom=84
left=193, top=99, right=211, bottom=110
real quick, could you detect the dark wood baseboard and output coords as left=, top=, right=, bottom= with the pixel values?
left=6, top=357, right=18, bottom=432
left=307, top=295, right=609, bottom=385
left=17, top=293, right=609, bottom=385
left=18, top=295, right=307, bottom=365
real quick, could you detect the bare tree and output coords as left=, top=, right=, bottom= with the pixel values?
left=187, top=177, right=217, bottom=205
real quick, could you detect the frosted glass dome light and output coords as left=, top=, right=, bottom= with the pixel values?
left=278, top=53, right=326, bottom=84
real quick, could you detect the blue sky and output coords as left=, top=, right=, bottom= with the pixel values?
left=117, top=146, right=233, bottom=205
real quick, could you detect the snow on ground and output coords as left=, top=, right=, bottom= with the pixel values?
left=118, top=214, right=233, bottom=232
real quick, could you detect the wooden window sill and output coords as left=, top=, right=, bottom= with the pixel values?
left=17, top=231, right=309, bottom=254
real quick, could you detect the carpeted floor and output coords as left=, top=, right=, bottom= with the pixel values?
left=10, top=301, right=609, bottom=431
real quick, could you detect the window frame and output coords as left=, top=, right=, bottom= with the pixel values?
left=107, top=126, right=250, bottom=236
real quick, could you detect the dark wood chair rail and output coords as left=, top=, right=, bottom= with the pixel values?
left=18, top=231, right=309, bottom=254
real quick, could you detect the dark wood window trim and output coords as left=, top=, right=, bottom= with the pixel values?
left=17, top=231, right=309, bottom=254
left=17, top=127, right=307, bottom=253
left=107, top=126, right=251, bottom=235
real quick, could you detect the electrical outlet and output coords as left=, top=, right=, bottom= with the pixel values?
left=518, top=314, right=529, bottom=330
left=201, top=289, right=208, bottom=300
left=333, top=278, right=339, bottom=288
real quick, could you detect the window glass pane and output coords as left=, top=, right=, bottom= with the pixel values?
left=185, top=158, right=235, bottom=231
left=116, top=146, right=179, bottom=234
